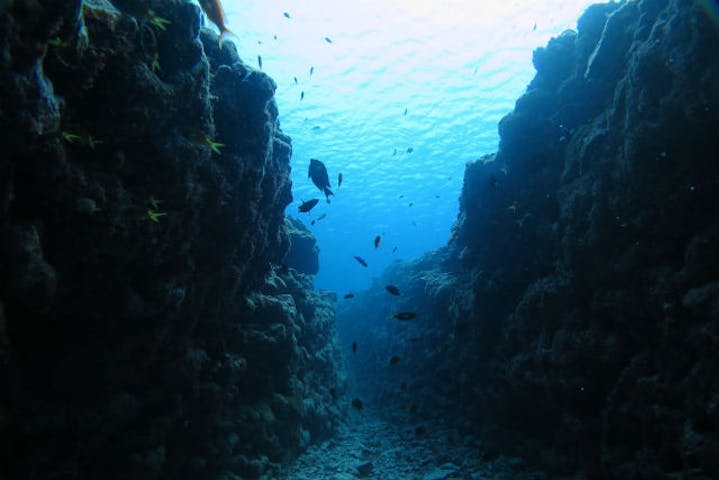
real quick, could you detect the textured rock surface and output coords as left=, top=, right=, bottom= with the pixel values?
left=284, top=216, right=320, bottom=275
left=340, top=1, right=719, bottom=478
left=0, top=1, right=341, bottom=479
left=283, top=409, right=541, bottom=480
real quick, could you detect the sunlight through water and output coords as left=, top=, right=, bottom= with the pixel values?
left=221, top=0, right=606, bottom=293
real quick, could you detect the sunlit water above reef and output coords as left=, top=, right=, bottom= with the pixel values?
left=223, top=0, right=601, bottom=293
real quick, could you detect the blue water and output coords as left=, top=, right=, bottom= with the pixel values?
left=223, top=0, right=600, bottom=294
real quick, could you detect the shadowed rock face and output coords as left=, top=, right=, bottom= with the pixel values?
left=284, top=216, right=320, bottom=275
left=340, top=0, right=719, bottom=478
left=0, top=1, right=341, bottom=479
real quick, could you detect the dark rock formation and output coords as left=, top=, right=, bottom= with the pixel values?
left=0, top=1, right=341, bottom=479
left=340, top=1, right=719, bottom=478
left=284, top=216, right=320, bottom=275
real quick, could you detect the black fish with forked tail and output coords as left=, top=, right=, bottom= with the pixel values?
left=353, top=256, right=368, bottom=267
left=385, top=285, right=401, bottom=296
left=308, top=158, right=334, bottom=202
left=351, top=398, right=363, bottom=411
left=390, top=311, right=416, bottom=321
left=298, top=198, right=319, bottom=213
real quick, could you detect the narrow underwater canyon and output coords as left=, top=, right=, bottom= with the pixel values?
left=340, top=1, right=719, bottom=478
left=1, top=1, right=718, bottom=480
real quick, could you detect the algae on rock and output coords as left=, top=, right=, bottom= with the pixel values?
left=0, top=1, right=342, bottom=479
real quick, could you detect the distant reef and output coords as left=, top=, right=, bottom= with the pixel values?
left=0, top=1, right=341, bottom=479
left=339, top=0, right=719, bottom=478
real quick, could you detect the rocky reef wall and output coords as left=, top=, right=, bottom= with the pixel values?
left=0, top=1, right=341, bottom=479
left=339, top=0, right=719, bottom=478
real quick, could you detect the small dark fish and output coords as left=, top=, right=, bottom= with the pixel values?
left=351, top=398, right=363, bottom=411
left=374, top=235, right=381, bottom=248
left=389, top=356, right=400, bottom=366
left=338, top=172, right=343, bottom=189
left=357, top=462, right=373, bottom=477
left=316, top=213, right=327, bottom=222
left=344, top=293, right=355, bottom=299
left=533, top=23, right=537, bottom=31
left=258, top=55, right=262, bottom=69
left=409, top=337, right=421, bottom=343
left=408, top=202, right=413, bottom=207
left=403, top=107, right=407, bottom=115
left=489, top=176, right=498, bottom=187
left=330, top=388, right=338, bottom=400
left=294, top=76, right=298, bottom=84
left=393, top=148, right=397, bottom=156
left=298, top=198, right=319, bottom=213
left=310, top=66, right=314, bottom=75
left=310, top=220, right=315, bottom=226
left=257, top=40, right=262, bottom=45
left=353, top=256, right=367, bottom=267
left=273, top=34, right=277, bottom=40
left=392, top=246, right=397, bottom=253
left=408, top=402, right=418, bottom=415
left=308, top=159, right=334, bottom=201
left=399, top=195, right=404, bottom=199
left=434, top=194, right=440, bottom=199
left=300, top=91, right=305, bottom=100
left=324, top=37, right=333, bottom=43
left=415, top=426, right=426, bottom=436
left=385, top=285, right=401, bottom=296
left=391, top=311, right=416, bottom=321
left=352, top=341, right=357, bottom=353
left=283, top=11, right=291, bottom=18
left=406, top=147, right=414, bottom=153
left=400, top=381, right=407, bottom=391
left=312, top=125, right=321, bottom=130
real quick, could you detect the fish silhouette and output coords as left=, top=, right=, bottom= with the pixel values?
left=308, top=159, right=334, bottom=201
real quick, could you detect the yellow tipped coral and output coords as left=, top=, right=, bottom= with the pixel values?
left=48, top=37, right=70, bottom=48
left=151, top=53, right=161, bottom=72
left=147, top=209, right=167, bottom=223
left=86, top=136, right=103, bottom=149
left=187, top=131, right=225, bottom=155
left=62, top=131, right=83, bottom=144
left=62, top=130, right=102, bottom=149
left=148, top=10, right=171, bottom=30
left=148, top=195, right=162, bottom=210
left=206, top=139, right=225, bottom=155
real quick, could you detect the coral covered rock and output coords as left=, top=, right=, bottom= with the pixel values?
left=0, top=1, right=340, bottom=479
left=340, top=1, right=719, bottom=478
left=284, top=216, right=320, bottom=275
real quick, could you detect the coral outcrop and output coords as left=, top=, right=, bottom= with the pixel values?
left=0, top=1, right=341, bottom=479
left=284, top=216, right=320, bottom=275
left=339, top=1, right=719, bottom=478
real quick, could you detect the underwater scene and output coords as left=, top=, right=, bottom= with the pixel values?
left=1, top=0, right=718, bottom=480
left=227, top=0, right=603, bottom=295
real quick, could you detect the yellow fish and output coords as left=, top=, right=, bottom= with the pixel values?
left=198, top=0, right=234, bottom=47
